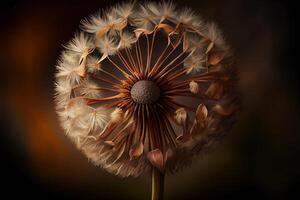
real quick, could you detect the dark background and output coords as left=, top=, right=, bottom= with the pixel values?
left=0, top=0, right=298, bottom=199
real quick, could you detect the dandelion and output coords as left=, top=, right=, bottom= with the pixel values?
left=55, top=1, right=239, bottom=200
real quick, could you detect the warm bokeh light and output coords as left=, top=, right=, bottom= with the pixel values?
left=0, top=1, right=298, bottom=200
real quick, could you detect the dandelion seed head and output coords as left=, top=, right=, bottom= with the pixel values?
left=54, top=1, right=239, bottom=177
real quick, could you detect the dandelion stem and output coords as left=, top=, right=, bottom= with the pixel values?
left=151, top=167, right=165, bottom=200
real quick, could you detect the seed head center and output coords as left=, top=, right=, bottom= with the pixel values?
left=130, top=80, right=160, bottom=104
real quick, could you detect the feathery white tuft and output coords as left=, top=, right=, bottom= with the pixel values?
left=176, top=7, right=198, bottom=27
left=57, top=97, right=111, bottom=147
left=65, top=32, right=94, bottom=54
left=96, top=35, right=118, bottom=61
left=86, top=56, right=101, bottom=73
left=145, top=2, right=160, bottom=23
left=184, top=53, right=206, bottom=74
left=184, top=32, right=205, bottom=52
left=64, top=99, right=89, bottom=119
left=55, top=51, right=82, bottom=86
left=110, top=108, right=124, bottom=123
left=78, top=79, right=102, bottom=98
left=81, top=13, right=106, bottom=33
left=54, top=79, right=73, bottom=109
left=132, top=4, right=156, bottom=31
left=118, top=31, right=136, bottom=49
left=79, top=107, right=111, bottom=133
left=204, top=22, right=227, bottom=49
left=153, top=1, right=176, bottom=23
left=105, top=10, right=125, bottom=30
left=114, top=1, right=135, bottom=20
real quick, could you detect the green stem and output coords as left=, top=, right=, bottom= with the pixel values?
left=151, top=167, right=165, bottom=200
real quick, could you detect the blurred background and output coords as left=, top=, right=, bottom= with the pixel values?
left=0, top=0, right=298, bottom=199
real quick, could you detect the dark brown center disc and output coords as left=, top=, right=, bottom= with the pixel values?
left=130, top=80, right=160, bottom=104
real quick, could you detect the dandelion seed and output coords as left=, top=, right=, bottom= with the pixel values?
left=174, top=107, right=188, bottom=126
left=176, top=7, right=198, bottom=27
left=114, top=1, right=135, bottom=20
left=77, top=79, right=102, bottom=98
left=86, top=56, right=101, bottom=73
left=184, top=53, right=206, bottom=74
left=204, top=22, right=227, bottom=50
left=157, top=1, right=176, bottom=22
left=132, top=4, right=157, bottom=32
left=189, top=81, right=199, bottom=94
left=54, top=79, right=72, bottom=109
left=81, top=107, right=111, bottom=133
left=117, top=31, right=136, bottom=49
left=110, top=107, right=124, bottom=123
left=64, top=32, right=94, bottom=55
left=96, top=35, right=118, bottom=61
left=56, top=52, right=83, bottom=85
